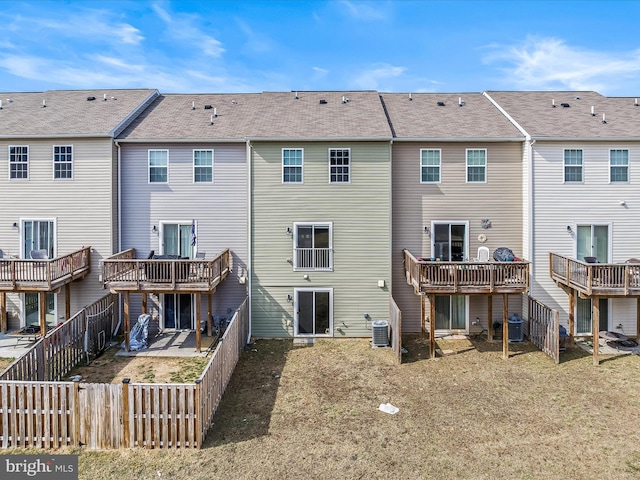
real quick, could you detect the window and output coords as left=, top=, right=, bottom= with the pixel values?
left=9, top=145, right=28, bottom=179
left=149, top=150, right=168, bottom=183
left=294, top=288, right=333, bottom=336
left=282, top=149, right=303, bottom=183
left=610, top=149, right=629, bottom=183
left=420, top=149, right=441, bottom=183
left=53, top=145, right=73, bottom=179
left=466, top=149, right=486, bottom=183
left=193, top=149, right=213, bottom=183
left=564, top=149, right=583, bottom=182
left=293, top=223, right=332, bottom=271
left=329, top=148, right=350, bottom=183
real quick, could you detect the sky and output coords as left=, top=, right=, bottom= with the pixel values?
left=1, top=0, right=640, bottom=95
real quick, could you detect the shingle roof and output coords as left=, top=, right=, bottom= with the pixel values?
left=248, top=91, right=392, bottom=139
left=380, top=92, right=523, bottom=139
left=0, top=89, right=158, bottom=137
left=485, top=91, right=640, bottom=139
left=119, top=93, right=263, bottom=140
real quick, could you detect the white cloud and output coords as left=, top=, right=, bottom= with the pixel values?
left=152, top=4, right=225, bottom=58
left=339, top=1, right=389, bottom=21
left=350, top=64, right=407, bottom=89
left=313, top=66, right=329, bottom=76
left=485, top=37, right=640, bottom=92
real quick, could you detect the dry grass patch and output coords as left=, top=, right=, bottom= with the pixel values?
left=0, top=357, right=13, bottom=372
left=6, top=335, right=640, bottom=479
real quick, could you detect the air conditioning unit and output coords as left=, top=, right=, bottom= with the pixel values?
left=371, top=320, right=389, bottom=347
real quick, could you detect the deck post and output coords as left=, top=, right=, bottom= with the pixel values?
left=195, top=293, right=201, bottom=352
left=207, top=293, right=213, bottom=337
left=0, top=292, right=6, bottom=333
left=568, top=289, right=575, bottom=345
left=502, top=294, right=509, bottom=359
left=487, top=295, right=493, bottom=342
left=636, top=297, right=640, bottom=342
left=73, top=378, right=81, bottom=447
left=429, top=294, right=435, bottom=359
left=122, top=378, right=130, bottom=448
left=421, top=293, right=426, bottom=335
left=123, top=291, right=130, bottom=352
left=65, top=284, right=71, bottom=321
left=39, top=291, right=47, bottom=336
left=593, top=299, right=600, bottom=366
left=141, top=293, right=147, bottom=314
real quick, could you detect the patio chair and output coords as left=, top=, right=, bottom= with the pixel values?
left=0, top=249, right=3, bottom=258
left=195, top=251, right=206, bottom=259
left=584, top=256, right=598, bottom=264
left=474, top=246, right=490, bottom=262
left=30, top=249, right=49, bottom=260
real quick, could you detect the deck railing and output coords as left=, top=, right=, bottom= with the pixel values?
left=527, top=294, right=561, bottom=364
left=549, top=253, right=640, bottom=296
left=0, top=247, right=91, bottom=290
left=403, top=249, right=530, bottom=294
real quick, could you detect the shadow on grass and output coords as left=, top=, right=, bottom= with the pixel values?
left=204, top=338, right=294, bottom=448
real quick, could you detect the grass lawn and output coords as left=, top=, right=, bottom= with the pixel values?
left=7, top=335, right=640, bottom=479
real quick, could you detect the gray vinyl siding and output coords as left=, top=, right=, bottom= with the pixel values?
left=0, top=137, right=116, bottom=324
left=120, top=142, right=248, bottom=322
left=251, top=141, right=391, bottom=338
left=531, top=141, right=640, bottom=335
left=392, top=141, right=524, bottom=332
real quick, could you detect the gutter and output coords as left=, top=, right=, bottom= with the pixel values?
left=246, top=139, right=252, bottom=345
left=245, top=136, right=393, bottom=142
left=391, top=137, right=524, bottom=142
left=117, top=138, right=247, bottom=144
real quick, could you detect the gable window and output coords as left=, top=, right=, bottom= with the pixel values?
left=9, top=145, right=28, bottom=179
left=610, top=149, right=629, bottom=183
left=329, top=148, right=350, bottom=183
left=420, top=149, right=441, bottom=183
left=149, top=149, right=168, bottom=183
left=466, top=149, right=486, bottom=183
left=282, top=149, right=303, bottom=183
left=53, top=145, right=73, bottom=179
left=293, top=222, right=333, bottom=271
left=564, top=149, right=583, bottom=182
left=193, top=149, right=213, bottom=183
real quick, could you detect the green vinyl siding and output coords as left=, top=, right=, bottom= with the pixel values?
left=251, top=141, right=391, bottom=338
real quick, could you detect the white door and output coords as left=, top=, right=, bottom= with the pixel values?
left=22, top=219, right=56, bottom=326
left=294, top=288, right=333, bottom=337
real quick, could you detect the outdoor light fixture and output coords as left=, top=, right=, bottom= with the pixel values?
left=286, top=227, right=292, bottom=234
left=12, top=222, right=18, bottom=229
left=566, top=225, right=573, bottom=234
left=287, top=294, right=292, bottom=302
left=423, top=226, right=430, bottom=235
left=152, top=225, right=158, bottom=233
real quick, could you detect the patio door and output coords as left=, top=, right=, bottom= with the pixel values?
left=161, top=222, right=195, bottom=258
left=576, top=298, right=608, bottom=335
left=434, top=295, right=467, bottom=333
left=163, top=294, right=193, bottom=330
left=24, top=293, right=56, bottom=327
left=432, top=222, right=467, bottom=261
left=22, top=219, right=56, bottom=326
left=294, top=288, right=333, bottom=336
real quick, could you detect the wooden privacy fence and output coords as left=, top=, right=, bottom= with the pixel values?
left=389, top=298, right=402, bottom=364
left=527, top=294, right=561, bottom=364
left=0, top=297, right=249, bottom=450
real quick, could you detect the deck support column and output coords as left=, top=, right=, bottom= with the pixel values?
left=195, top=293, right=201, bottom=352
left=39, top=291, right=47, bottom=336
left=502, top=294, right=509, bottom=359
left=141, top=293, right=147, bottom=314
left=593, top=298, right=600, bottom=366
left=636, top=298, right=640, bottom=342
left=123, top=291, right=130, bottom=352
left=0, top=292, right=6, bottom=333
left=65, top=284, right=71, bottom=321
left=207, top=293, right=213, bottom=337
left=568, top=289, right=575, bottom=346
left=421, top=293, right=426, bottom=335
left=487, top=295, right=493, bottom=342
left=429, top=294, right=435, bottom=359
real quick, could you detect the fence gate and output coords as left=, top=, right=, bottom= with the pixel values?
left=77, top=383, right=123, bottom=449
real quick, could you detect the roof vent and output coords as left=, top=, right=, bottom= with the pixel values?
left=341, top=96, right=350, bottom=103
left=602, top=113, right=607, bottom=124
left=41, top=99, right=46, bottom=108
left=103, top=94, right=107, bottom=101
left=319, top=99, right=327, bottom=104
left=591, top=106, right=595, bottom=116
left=437, top=101, right=445, bottom=106
left=231, top=100, right=237, bottom=105
left=552, top=99, right=556, bottom=108
left=409, top=93, right=413, bottom=101
left=294, top=91, right=299, bottom=100
left=635, top=98, right=638, bottom=106
left=561, top=103, right=570, bottom=108
left=458, top=97, right=464, bottom=107
left=87, top=96, right=96, bottom=101
left=575, top=96, right=580, bottom=100
left=204, top=105, right=213, bottom=109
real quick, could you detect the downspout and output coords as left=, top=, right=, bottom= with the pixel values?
left=528, top=139, right=536, bottom=296
left=389, top=139, right=393, bottom=296
left=114, top=140, right=123, bottom=336
left=246, top=139, right=252, bottom=345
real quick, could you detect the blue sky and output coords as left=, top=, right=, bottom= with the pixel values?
left=1, top=0, right=640, bottom=95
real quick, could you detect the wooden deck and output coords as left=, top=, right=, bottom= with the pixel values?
left=550, top=253, right=640, bottom=297
left=0, top=247, right=91, bottom=292
left=403, top=249, right=530, bottom=295
left=102, top=248, right=231, bottom=293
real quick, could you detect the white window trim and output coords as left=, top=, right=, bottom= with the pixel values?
left=52, top=145, right=73, bottom=180
left=19, top=217, right=57, bottom=259
left=9, top=145, right=29, bottom=181
left=563, top=148, right=584, bottom=184
left=292, top=221, right=333, bottom=271
left=420, top=148, right=442, bottom=184
left=158, top=220, right=197, bottom=255
left=193, top=149, right=214, bottom=184
left=282, top=148, right=304, bottom=184
left=328, top=147, right=351, bottom=184
left=293, top=287, right=334, bottom=337
left=465, top=148, right=487, bottom=184
left=430, top=220, right=469, bottom=262
left=609, top=148, right=629, bottom=184
left=148, top=149, right=169, bottom=184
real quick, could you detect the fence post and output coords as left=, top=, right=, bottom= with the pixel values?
left=73, top=378, right=81, bottom=447
left=122, top=378, right=130, bottom=448
left=195, top=379, right=202, bottom=448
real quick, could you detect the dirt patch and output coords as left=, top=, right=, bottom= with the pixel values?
left=0, top=357, right=13, bottom=372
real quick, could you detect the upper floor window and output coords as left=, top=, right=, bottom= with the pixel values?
left=149, top=149, right=168, bottom=183
left=9, top=145, right=28, bottom=180
left=293, top=223, right=333, bottom=271
left=193, top=149, right=213, bottom=183
left=53, top=145, right=73, bottom=179
left=421, top=149, right=441, bottom=183
left=564, top=149, right=583, bottom=183
left=283, top=149, right=303, bottom=183
left=610, top=149, right=629, bottom=183
left=329, top=148, right=350, bottom=183
left=466, top=149, right=486, bottom=183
